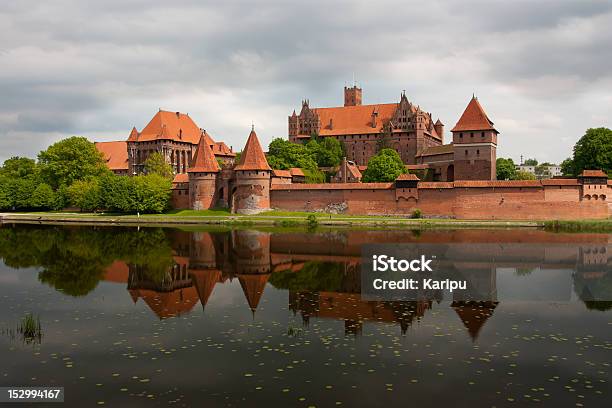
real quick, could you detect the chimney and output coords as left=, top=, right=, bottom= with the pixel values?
left=329, top=118, right=333, bottom=130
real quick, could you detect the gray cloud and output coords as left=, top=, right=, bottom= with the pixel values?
left=0, top=0, right=610, bottom=164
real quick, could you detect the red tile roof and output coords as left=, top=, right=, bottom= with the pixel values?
left=172, top=173, right=189, bottom=184
left=188, top=134, right=220, bottom=173
left=130, top=287, right=199, bottom=319
left=580, top=169, right=608, bottom=178
left=416, top=144, right=454, bottom=157
left=346, top=162, right=362, bottom=179
left=271, top=182, right=393, bottom=191
left=290, top=167, right=305, bottom=177
left=237, top=274, right=270, bottom=313
left=213, top=141, right=236, bottom=157
left=541, top=178, right=579, bottom=186
left=95, top=141, right=128, bottom=170
left=418, top=182, right=454, bottom=189
left=127, top=127, right=139, bottom=142
left=103, top=260, right=129, bottom=283
left=272, top=169, right=292, bottom=178
left=190, top=269, right=222, bottom=309
left=396, top=173, right=420, bottom=181
left=315, top=103, right=398, bottom=136
left=451, top=97, right=497, bottom=132
left=234, top=129, right=271, bottom=171
left=406, top=164, right=430, bottom=170
left=454, top=180, right=541, bottom=188
left=137, top=110, right=203, bottom=144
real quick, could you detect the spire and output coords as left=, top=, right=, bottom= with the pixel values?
left=188, top=134, right=220, bottom=173
left=128, top=127, right=139, bottom=142
left=237, top=274, right=270, bottom=314
left=451, top=301, right=498, bottom=341
left=190, top=269, right=221, bottom=310
left=451, top=96, right=497, bottom=133
left=234, top=127, right=271, bottom=171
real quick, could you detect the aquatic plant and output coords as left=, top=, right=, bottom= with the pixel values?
left=544, top=219, right=612, bottom=232
left=18, top=313, right=42, bottom=344
left=307, top=214, right=318, bottom=230
left=287, top=325, right=303, bottom=337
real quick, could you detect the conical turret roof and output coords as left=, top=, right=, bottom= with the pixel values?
left=127, top=127, right=139, bottom=142
left=234, top=128, right=271, bottom=171
left=451, top=96, right=497, bottom=133
left=237, top=273, right=270, bottom=313
left=190, top=269, right=222, bottom=310
left=188, top=134, right=220, bottom=173
left=451, top=301, right=498, bottom=341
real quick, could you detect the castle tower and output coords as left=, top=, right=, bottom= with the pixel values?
left=434, top=119, right=444, bottom=143
left=344, top=85, right=362, bottom=107
left=232, top=127, right=272, bottom=214
left=451, top=96, right=498, bottom=180
left=187, top=134, right=220, bottom=210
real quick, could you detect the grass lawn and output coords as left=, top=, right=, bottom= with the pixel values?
left=148, top=208, right=232, bottom=217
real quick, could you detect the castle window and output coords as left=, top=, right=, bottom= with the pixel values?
left=465, top=150, right=468, bottom=155
left=481, top=132, right=485, bottom=137
left=459, top=133, right=463, bottom=138
left=477, top=149, right=480, bottom=155
left=470, top=132, right=474, bottom=138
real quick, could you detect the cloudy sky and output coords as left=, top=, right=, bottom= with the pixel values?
left=1, top=0, right=610, bottom=164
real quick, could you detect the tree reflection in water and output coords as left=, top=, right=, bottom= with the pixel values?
left=0, top=226, right=610, bottom=333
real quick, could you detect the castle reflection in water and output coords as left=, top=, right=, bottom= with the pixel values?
left=98, top=229, right=612, bottom=339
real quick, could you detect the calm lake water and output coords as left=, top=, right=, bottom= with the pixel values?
left=0, top=225, right=610, bottom=407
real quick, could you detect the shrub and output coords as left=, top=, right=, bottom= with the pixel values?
left=411, top=208, right=422, bottom=219
left=307, top=214, right=319, bottom=230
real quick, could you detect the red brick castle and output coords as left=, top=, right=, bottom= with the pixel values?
left=289, top=86, right=497, bottom=181
left=94, top=85, right=610, bottom=220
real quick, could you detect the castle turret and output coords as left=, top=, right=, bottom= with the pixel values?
left=451, top=96, right=498, bottom=180
left=188, top=134, right=220, bottom=210
left=344, top=85, right=362, bottom=106
left=232, top=127, right=272, bottom=214
left=434, top=119, right=444, bottom=142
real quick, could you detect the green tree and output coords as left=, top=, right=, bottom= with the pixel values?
left=0, top=157, right=37, bottom=179
left=267, top=138, right=318, bottom=170
left=303, top=168, right=326, bottom=183
left=67, top=179, right=102, bottom=212
left=570, top=128, right=612, bottom=176
left=496, top=158, right=517, bottom=180
left=38, top=136, right=109, bottom=189
left=515, top=170, right=536, bottom=180
left=305, top=137, right=344, bottom=167
left=362, top=148, right=406, bottom=182
left=0, top=177, right=10, bottom=210
left=560, top=157, right=576, bottom=177
left=99, top=173, right=132, bottom=212
left=524, top=158, right=538, bottom=166
left=144, top=152, right=173, bottom=179
left=12, top=178, right=38, bottom=209
left=30, top=183, right=56, bottom=210
left=128, top=174, right=172, bottom=213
